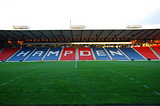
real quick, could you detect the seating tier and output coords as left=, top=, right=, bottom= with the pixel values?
left=133, top=46, right=159, bottom=59
left=92, top=47, right=111, bottom=60
left=0, top=48, right=20, bottom=61
left=151, top=45, right=160, bottom=55
left=105, top=47, right=129, bottom=60
left=119, top=47, right=146, bottom=60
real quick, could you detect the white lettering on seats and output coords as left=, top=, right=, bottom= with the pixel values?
left=109, top=50, right=123, bottom=56
left=96, top=50, right=106, bottom=56
left=32, top=51, right=43, bottom=56
left=64, top=51, right=73, bottom=56
left=17, top=51, right=30, bottom=56
left=47, top=51, right=59, bottom=56
left=80, top=51, right=91, bottom=56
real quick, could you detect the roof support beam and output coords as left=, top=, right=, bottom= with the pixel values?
left=1, top=31, right=16, bottom=40
left=129, top=30, right=144, bottom=40
left=88, top=30, right=93, bottom=40
left=0, top=34, right=8, bottom=40
left=122, top=30, right=135, bottom=39
left=71, top=30, right=73, bottom=40
left=105, top=30, right=114, bottom=39
left=97, top=30, right=104, bottom=39
left=137, top=30, right=151, bottom=39
left=60, top=30, right=65, bottom=39
left=39, top=30, right=49, bottom=40
left=49, top=30, right=57, bottom=40
left=28, top=31, right=40, bottom=39
left=80, top=30, right=83, bottom=40
left=9, top=31, right=24, bottom=40
left=18, top=31, right=32, bottom=39
left=153, top=31, right=160, bottom=40
left=114, top=30, right=125, bottom=39
left=144, top=30, right=157, bottom=39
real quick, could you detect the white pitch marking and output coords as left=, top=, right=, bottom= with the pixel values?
left=10, top=80, right=15, bottom=82
left=75, top=60, right=77, bottom=68
left=136, top=81, right=140, bottom=83
left=124, top=75, right=128, bottom=77
left=153, top=91, right=160, bottom=95
left=143, top=85, right=149, bottom=88
left=2, top=83, right=7, bottom=85
left=130, top=78, right=134, bottom=80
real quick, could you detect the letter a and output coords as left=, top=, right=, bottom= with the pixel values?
left=32, top=51, right=43, bottom=56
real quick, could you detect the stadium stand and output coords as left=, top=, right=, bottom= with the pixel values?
left=0, top=48, right=20, bottom=61
left=60, top=48, right=75, bottom=60
left=133, top=46, right=159, bottom=60
left=92, top=47, right=111, bottom=60
left=0, top=47, right=3, bottom=53
left=7, top=48, right=35, bottom=61
left=43, top=48, right=62, bottom=60
left=151, top=45, right=160, bottom=55
left=2, top=46, right=159, bottom=61
left=79, top=47, right=94, bottom=60
left=24, top=48, right=49, bottom=61
left=119, top=47, right=146, bottom=60
left=105, top=47, right=129, bottom=60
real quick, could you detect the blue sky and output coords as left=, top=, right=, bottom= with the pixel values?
left=0, top=0, right=160, bottom=29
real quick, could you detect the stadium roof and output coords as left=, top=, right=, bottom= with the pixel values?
left=0, top=29, right=160, bottom=42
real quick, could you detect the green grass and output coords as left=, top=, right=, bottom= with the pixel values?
left=0, top=61, right=160, bottom=105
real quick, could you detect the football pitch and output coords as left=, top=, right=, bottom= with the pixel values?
left=0, top=61, right=160, bottom=105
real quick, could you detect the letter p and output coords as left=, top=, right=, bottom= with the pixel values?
left=64, top=51, right=73, bottom=56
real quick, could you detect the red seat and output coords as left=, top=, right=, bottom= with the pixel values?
left=60, top=48, right=75, bottom=60
left=79, top=47, right=94, bottom=60
left=0, top=48, right=20, bottom=61
left=133, top=46, right=159, bottom=59
left=151, top=45, right=160, bottom=55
